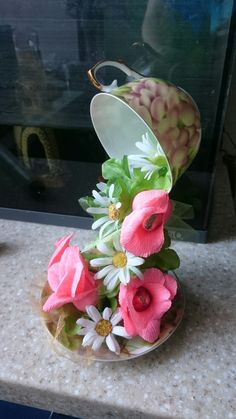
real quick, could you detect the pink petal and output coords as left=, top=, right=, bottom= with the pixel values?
left=48, top=233, right=73, bottom=268
left=73, top=287, right=99, bottom=311
left=43, top=292, right=73, bottom=312
left=132, top=190, right=169, bottom=213
left=120, top=207, right=165, bottom=257
left=139, top=318, right=161, bottom=343
left=47, top=263, right=60, bottom=291
left=163, top=273, right=177, bottom=300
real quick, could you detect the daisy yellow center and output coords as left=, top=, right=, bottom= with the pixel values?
left=95, top=319, right=112, bottom=337
left=108, top=204, right=120, bottom=220
left=112, top=251, right=127, bottom=268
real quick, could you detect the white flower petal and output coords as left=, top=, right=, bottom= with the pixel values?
left=102, top=307, right=112, bottom=320
left=97, top=241, right=114, bottom=256
left=90, top=257, right=113, bottom=267
left=92, top=190, right=109, bottom=206
left=92, top=335, right=104, bottom=351
left=113, top=236, right=123, bottom=252
left=106, top=274, right=120, bottom=290
left=116, top=202, right=122, bottom=209
left=129, top=266, right=144, bottom=279
left=106, top=334, right=120, bottom=355
left=104, top=270, right=120, bottom=289
left=136, top=141, right=153, bottom=155
left=96, top=182, right=107, bottom=192
left=87, top=207, right=107, bottom=215
left=82, top=331, right=97, bottom=347
left=110, top=310, right=122, bottom=326
left=119, top=268, right=128, bottom=285
left=99, top=220, right=115, bottom=238
left=109, top=184, right=114, bottom=200
left=112, top=326, right=131, bottom=339
left=86, top=305, right=102, bottom=322
left=95, top=265, right=113, bottom=279
left=127, top=256, right=144, bottom=266
left=92, top=216, right=109, bottom=230
left=76, top=318, right=95, bottom=329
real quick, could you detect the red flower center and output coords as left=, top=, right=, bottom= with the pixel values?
left=133, top=287, right=152, bottom=312
left=143, top=213, right=161, bottom=231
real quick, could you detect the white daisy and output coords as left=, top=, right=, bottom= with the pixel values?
left=86, top=183, right=121, bottom=238
left=90, top=237, right=144, bottom=290
left=77, top=305, right=130, bottom=355
left=128, top=132, right=168, bottom=180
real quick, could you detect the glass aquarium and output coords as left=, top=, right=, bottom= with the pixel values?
left=0, top=0, right=235, bottom=241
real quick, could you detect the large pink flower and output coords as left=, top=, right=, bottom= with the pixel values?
left=120, top=190, right=172, bottom=257
left=43, top=234, right=99, bottom=312
left=119, top=268, right=177, bottom=343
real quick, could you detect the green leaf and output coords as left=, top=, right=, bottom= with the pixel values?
left=142, top=248, right=180, bottom=272
left=109, top=297, right=118, bottom=312
left=163, top=229, right=171, bottom=248
left=79, top=196, right=95, bottom=212
left=102, top=156, right=131, bottom=181
left=64, top=314, right=82, bottom=336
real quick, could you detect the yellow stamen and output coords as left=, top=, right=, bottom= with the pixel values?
left=112, top=251, right=127, bottom=268
left=108, top=204, right=120, bottom=220
left=95, top=319, right=112, bottom=336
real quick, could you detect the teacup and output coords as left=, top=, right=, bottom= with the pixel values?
left=88, top=60, right=201, bottom=189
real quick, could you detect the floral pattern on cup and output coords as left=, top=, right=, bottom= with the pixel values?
left=112, top=78, right=201, bottom=183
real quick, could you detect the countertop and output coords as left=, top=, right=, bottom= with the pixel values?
left=0, top=158, right=235, bottom=419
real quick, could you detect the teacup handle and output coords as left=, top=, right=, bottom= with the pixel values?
left=88, top=60, right=142, bottom=92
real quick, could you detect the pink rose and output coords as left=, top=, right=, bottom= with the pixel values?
left=120, top=190, right=172, bottom=257
left=43, top=234, right=99, bottom=312
left=119, top=268, right=177, bottom=343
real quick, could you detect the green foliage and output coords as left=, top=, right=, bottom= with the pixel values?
left=142, top=248, right=180, bottom=272
left=64, top=314, right=82, bottom=336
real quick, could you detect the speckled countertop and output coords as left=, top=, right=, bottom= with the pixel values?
left=0, top=158, right=235, bottom=419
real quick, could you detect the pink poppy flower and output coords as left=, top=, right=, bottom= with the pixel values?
left=119, top=268, right=177, bottom=342
left=43, top=234, right=99, bottom=312
left=120, top=190, right=172, bottom=257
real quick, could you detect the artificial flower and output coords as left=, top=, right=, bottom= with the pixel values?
left=123, top=79, right=201, bottom=176
left=128, top=132, right=169, bottom=180
left=120, top=189, right=172, bottom=257
left=43, top=235, right=99, bottom=312
left=86, top=183, right=121, bottom=238
left=119, top=268, right=177, bottom=342
left=90, top=237, right=144, bottom=290
left=77, top=305, right=130, bottom=354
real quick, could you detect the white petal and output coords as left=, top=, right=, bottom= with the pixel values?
left=99, top=220, right=115, bottom=238
left=82, top=331, right=97, bottom=347
left=102, top=307, right=112, bottom=320
left=136, top=141, right=153, bottom=155
left=87, top=207, right=107, bottom=215
left=92, top=335, right=104, bottom=351
left=106, top=274, right=120, bottom=290
left=116, top=202, right=122, bottom=209
left=92, top=216, right=109, bottom=230
left=76, top=318, right=95, bottom=329
left=128, top=256, right=144, bottom=266
left=129, top=266, right=144, bottom=279
left=113, top=236, right=123, bottom=252
left=119, top=268, right=128, bottom=285
left=112, top=326, right=131, bottom=339
left=95, top=265, right=113, bottom=279
left=92, top=189, right=109, bottom=206
left=110, top=310, right=122, bottom=326
left=86, top=305, right=102, bottom=322
left=97, top=241, right=114, bottom=256
left=90, top=257, right=113, bottom=267
left=96, top=182, right=107, bottom=191
left=106, top=334, right=120, bottom=355
left=108, top=184, right=114, bottom=200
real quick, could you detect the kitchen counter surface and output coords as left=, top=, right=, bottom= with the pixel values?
left=0, top=158, right=235, bottom=419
